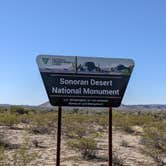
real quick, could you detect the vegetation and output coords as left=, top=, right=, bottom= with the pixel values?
left=1, top=106, right=166, bottom=165
left=0, top=137, right=39, bottom=166
left=141, top=124, right=166, bottom=166
left=68, top=137, right=97, bottom=159
left=112, top=150, right=125, bottom=166
left=112, top=111, right=156, bottom=132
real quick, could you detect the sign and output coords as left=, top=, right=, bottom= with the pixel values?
left=36, top=55, right=134, bottom=107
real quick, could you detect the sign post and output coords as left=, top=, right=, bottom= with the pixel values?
left=36, top=55, right=134, bottom=166
left=108, top=107, right=112, bottom=166
left=56, top=106, right=62, bottom=166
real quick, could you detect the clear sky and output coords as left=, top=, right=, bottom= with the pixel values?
left=0, top=0, right=166, bottom=105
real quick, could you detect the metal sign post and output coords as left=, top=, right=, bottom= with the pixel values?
left=108, top=107, right=112, bottom=166
left=56, top=106, right=62, bottom=166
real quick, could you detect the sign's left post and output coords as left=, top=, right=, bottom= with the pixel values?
left=56, top=106, right=62, bottom=166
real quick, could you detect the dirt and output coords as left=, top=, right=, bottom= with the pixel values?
left=0, top=125, right=155, bottom=166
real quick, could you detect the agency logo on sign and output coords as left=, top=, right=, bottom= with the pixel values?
left=42, top=57, right=49, bottom=64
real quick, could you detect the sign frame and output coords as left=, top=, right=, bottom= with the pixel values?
left=36, top=55, right=134, bottom=107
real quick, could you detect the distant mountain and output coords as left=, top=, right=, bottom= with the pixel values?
left=1, top=102, right=166, bottom=111
left=0, top=104, right=37, bottom=109
left=38, top=102, right=54, bottom=109
left=117, top=104, right=166, bottom=111
left=0, top=104, right=11, bottom=107
left=38, top=102, right=166, bottom=111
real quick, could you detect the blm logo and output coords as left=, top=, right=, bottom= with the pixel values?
left=42, top=57, right=49, bottom=64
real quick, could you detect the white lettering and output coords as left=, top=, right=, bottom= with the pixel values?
left=59, top=78, right=88, bottom=86
left=90, top=79, right=112, bottom=86
left=83, top=88, right=119, bottom=95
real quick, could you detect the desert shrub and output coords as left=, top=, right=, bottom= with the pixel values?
left=0, top=147, right=8, bottom=166
left=113, top=112, right=132, bottom=132
left=0, top=134, right=9, bottom=149
left=0, top=112, right=19, bottom=127
left=113, top=115, right=134, bottom=133
left=32, top=139, right=45, bottom=148
left=112, top=151, right=125, bottom=166
left=68, top=137, right=97, bottom=159
left=112, top=111, right=156, bottom=133
left=63, top=113, right=91, bottom=125
left=30, top=125, right=52, bottom=135
left=63, top=112, right=100, bottom=139
left=141, top=126, right=166, bottom=166
left=0, top=137, right=39, bottom=166
left=0, top=107, right=8, bottom=113
left=63, top=122, right=87, bottom=138
left=121, top=121, right=134, bottom=133
left=10, top=106, right=29, bottom=115
left=64, top=112, right=101, bottom=160
left=98, top=116, right=108, bottom=129
left=28, top=112, right=57, bottom=134
left=19, top=114, right=32, bottom=124
left=11, top=142, right=39, bottom=166
left=0, top=132, right=9, bottom=149
left=0, top=132, right=20, bottom=150
left=30, top=112, right=57, bottom=127
left=72, top=108, right=79, bottom=114
left=120, top=140, right=129, bottom=147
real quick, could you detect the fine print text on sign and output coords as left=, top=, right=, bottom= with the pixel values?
left=37, top=55, right=134, bottom=107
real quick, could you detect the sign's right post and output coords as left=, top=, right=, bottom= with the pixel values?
left=108, top=107, right=112, bottom=166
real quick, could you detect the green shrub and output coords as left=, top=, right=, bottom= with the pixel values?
left=12, top=142, right=39, bottom=166
left=68, top=137, right=97, bottom=159
left=63, top=122, right=87, bottom=138
left=141, top=126, right=166, bottom=165
left=28, top=112, right=57, bottom=135
left=0, top=137, right=39, bottom=166
left=97, top=115, right=108, bottom=130
left=0, top=132, right=6, bottom=148
left=112, top=111, right=156, bottom=133
left=10, top=106, right=30, bottom=115
left=30, top=112, right=57, bottom=128
left=0, top=112, right=19, bottom=127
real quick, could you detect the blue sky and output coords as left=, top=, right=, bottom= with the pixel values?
left=0, top=0, right=166, bottom=105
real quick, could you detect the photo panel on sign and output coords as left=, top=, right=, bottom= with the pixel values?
left=77, top=56, right=134, bottom=75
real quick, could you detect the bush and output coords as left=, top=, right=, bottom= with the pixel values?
left=112, top=151, right=125, bottom=166
left=30, top=112, right=57, bottom=128
left=112, top=111, right=156, bottom=133
left=141, top=126, right=166, bottom=166
left=68, top=137, right=97, bottom=159
left=121, top=140, right=129, bottom=147
left=0, top=112, right=19, bottom=127
left=0, top=132, right=6, bottom=148
left=0, top=147, right=8, bottom=166
left=11, top=142, right=39, bottom=166
left=10, top=106, right=29, bottom=115
left=97, top=115, right=108, bottom=130
left=30, top=126, right=52, bottom=135
left=63, top=122, right=87, bottom=138
left=0, top=137, right=39, bottom=166
left=28, top=112, right=57, bottom=134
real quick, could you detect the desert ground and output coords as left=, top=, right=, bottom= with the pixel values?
left=1, top=107, right=166, bottom=166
